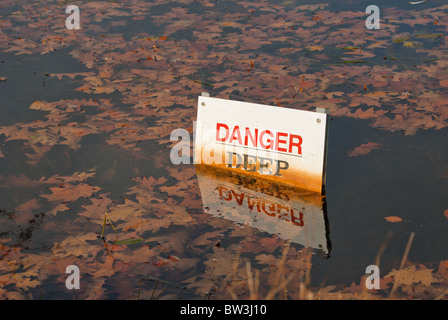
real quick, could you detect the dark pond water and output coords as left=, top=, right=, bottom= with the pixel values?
left=0, top=0, right=447, bottom=299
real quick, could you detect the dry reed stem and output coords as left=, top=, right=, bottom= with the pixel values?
left=246, top=262, right=256, bottom=300
left=228, top=242, right=300, bottom=300
left=298, top=250, right=313, bottom=300
left=362, top=231, right=393, bottom=299
left=270, top=243, right=290, bottom=294
left=264, top=272, right=296, bottom=300
left=227, top=250, right=241, bottom=300
left=389, top=232, right=415, bottom=298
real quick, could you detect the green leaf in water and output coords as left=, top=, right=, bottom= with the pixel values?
left=192, top=79, right=214, bottom=87
left=114, top=238, right=143, bottom=245
left=323, top=60, right=367, bottom=66
left=392, top=36, right=410, bottom=43
left=340, top=60, right=366, bottom=64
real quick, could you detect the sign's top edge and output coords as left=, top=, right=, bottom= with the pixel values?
left=198, top=95, right=330, bottom=115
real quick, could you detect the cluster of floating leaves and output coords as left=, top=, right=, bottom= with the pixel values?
left=0, top=0, right=447, bottom=299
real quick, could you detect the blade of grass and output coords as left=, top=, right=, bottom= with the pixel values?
left=105, top=212, right=118, bottom=235
left=192, top=79, right=214, bottom=87
left=150, top=279, right=159, bottom=300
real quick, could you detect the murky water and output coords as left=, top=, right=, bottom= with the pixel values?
left=0, top=0, right=447, bottom=299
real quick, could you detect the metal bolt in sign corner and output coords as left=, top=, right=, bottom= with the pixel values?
left=202, top=102, right=206, bottom=106
left=316, top=118, right=321, bottom=123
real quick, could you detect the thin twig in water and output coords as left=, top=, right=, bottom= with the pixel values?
left=390, top=232, right=415, bottom=298
left=150, top=279, right=159, bottom=300
left=362, top=231, right=393, bottom=298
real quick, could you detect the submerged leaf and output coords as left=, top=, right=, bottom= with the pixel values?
left=392, top=36, right=409, bottom=43
left=307, top=45, right=324, bottom=51
left=114, top=238, right=144, bottom=245
left=386, top=265, right=438, bottom=286
left=348, top=142, right=382, bottom=157
left=342, top=46, right=358, bottom=51
left=414, top=33, right=443, bottom=39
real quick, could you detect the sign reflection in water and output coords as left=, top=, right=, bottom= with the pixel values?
left=196, top=165, right=331, bottom=258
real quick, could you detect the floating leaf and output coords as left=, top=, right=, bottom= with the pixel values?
left=385, top=216, right=403, bottom=223
left=439, top=80, right=448, bottom=87
left=154, top=256, right=179, bottom=267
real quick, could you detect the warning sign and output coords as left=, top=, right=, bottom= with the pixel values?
left=194, top=95, right=329, bottom=193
